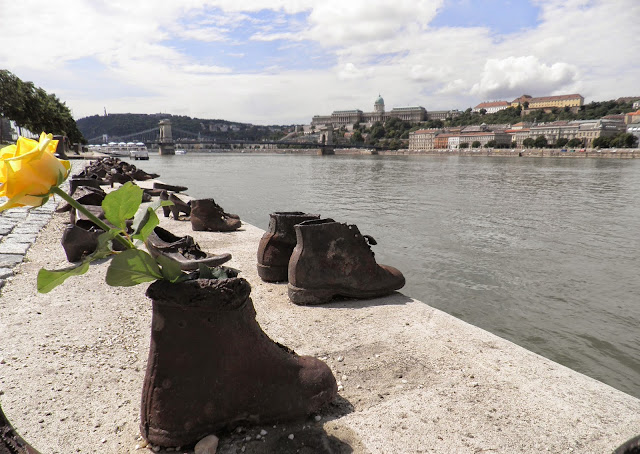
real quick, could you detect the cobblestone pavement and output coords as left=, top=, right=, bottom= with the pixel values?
left=0, top=197, right=59, bottom=291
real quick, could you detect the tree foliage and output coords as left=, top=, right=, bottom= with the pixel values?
left=534, top=136, right=548, bottom=148
left=444, top=99, right=638, bottom=128
left=0, top=70, right=84, bottom=143
left=593, top=133, right=639, bottom=149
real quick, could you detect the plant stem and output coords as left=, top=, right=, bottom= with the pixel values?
left=50, top=186, right=134, bottom=250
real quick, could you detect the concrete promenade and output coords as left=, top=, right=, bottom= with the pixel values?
left=0, top=177, right=639, bottom=453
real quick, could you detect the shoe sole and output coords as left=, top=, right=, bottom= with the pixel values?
left=257, top=264, right=288, bottom=282
left=287, top=284, right=400, bottom=305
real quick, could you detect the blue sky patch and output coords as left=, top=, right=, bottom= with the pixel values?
left=430, top=0, right=541, bottom=34
left=164, top=7, right=333, bottom=73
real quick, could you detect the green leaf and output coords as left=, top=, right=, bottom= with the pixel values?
left=156, top=255, right=184, bottom=282
left=102, top=182, right=143, bottom=230
left=105, top=249, right=162, bottom=287
left=37, top=261, right=90, bottom=293
left=131, top=199, right=172, bottom=242
left=131, top=207, right=159, bottom=242
left=195, top=265, right=240, bottom=280
left=198, top=263, right=214, bottom=279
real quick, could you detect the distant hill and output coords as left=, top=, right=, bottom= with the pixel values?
left=77, top=113, right=288, bottom=143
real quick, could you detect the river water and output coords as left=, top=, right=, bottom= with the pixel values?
left=138, top=152, right=640, bottom=398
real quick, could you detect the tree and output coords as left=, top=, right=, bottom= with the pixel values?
left=369, top=122, right=385, bottom=140
left=610, top=132, right=638, bottom=148
left=567, top=138, right=583, bottom=147
left=459, top=142, right=469, bottom=149
left=479, top=108, right=487, bottom=115
left=486, top=140, right=497, bottom=148
left=351, top=130, right=364, bottom=143
left=556, top=137, right=569, bottom=148
left=523, top=138, right=535, bottom=148
left=593, top=136, right=611, bottom=148
left=472, top=140, right=481, bottom=148
left=0, top=70, right=84, bottom=143
left=534, top=136, right=548, bottom=148
left=523, top=101, right=529, bottom=109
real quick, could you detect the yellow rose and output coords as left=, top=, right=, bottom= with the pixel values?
left=0, top=132, right=71, bottom=211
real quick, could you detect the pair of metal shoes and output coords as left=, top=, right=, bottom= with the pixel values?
left=256, top=212, right=405, bottom=305
left=62, top=221, right=231, bottom=270
left=145, top=226, right=231, bottom=270
left=159, top=191, right=242, bottom=232
left=159, top=191, right=191, bottom=220
left=190, top=198, right=242, bottom=232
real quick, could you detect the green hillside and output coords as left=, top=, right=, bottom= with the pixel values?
left=77, top=113, right=287, bottom=143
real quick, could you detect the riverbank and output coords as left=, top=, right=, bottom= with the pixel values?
left=80, top=146, right=638, bottom=159
left=0, top=176, right=639, bottom=453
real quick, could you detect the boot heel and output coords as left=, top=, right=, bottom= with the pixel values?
left=257, top=264, right=288, bottom=282
left=162, top=206, right=171, bottom=218
left=287, top=285, right=335, bottom=305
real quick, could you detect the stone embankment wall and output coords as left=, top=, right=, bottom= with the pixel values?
left=378, top=148, right=638, bottom=158
left=147, top=146, right=638, bottom=158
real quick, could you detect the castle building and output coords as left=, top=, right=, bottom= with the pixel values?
left=311, top=95, right=427, bottom=128
left=510, top=94, right=584, bottom=110
left=472, top=101, right=510, bottom=114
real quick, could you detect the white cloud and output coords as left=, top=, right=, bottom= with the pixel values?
left=337, top=63, right=374, bottom=80
left=182, top=64, right=232, bottom=74
left=470, top=56, right=579, bottom=100
left=178, top=27, right=229, bottom=42
left=306, top=0, right=440, bottom=46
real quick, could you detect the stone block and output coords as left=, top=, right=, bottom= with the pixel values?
left=0, top=254, right=24, bottom=267
left=0, top=267, right=13, bottom=279
left=6, top=233, right=37, bottom=243
left=1, top=211, right=28, bottom=221
left=12, top=225, right=45, bottom=235
left=0, top=240, right=31, bottom=255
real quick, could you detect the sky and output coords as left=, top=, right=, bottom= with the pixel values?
left=1, top=0, right=639, bottom=125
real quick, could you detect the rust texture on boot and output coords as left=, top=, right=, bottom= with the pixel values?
left=0, top=406, right=40, bottom=454
left=141, top=277, right=337, bottom=447
left=257, top=212, right=320, bottom=282
left=287, top=219, right=405, bottom=305
left=190, top=199, right=241, bottom=232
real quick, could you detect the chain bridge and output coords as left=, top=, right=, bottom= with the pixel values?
left=85, top=120, right=378, bottom=155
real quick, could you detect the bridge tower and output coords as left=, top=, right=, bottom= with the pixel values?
left=318, top=125, right=335, bottom=155
left=158, top=119, right=175, bottom=155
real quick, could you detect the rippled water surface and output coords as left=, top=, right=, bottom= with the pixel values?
left=139, top=153, right=640, bottom=398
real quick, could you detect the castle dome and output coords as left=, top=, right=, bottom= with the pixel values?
left=375, top=95, right=384, bottom=105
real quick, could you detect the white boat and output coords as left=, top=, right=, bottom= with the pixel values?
left=97, top=142, right=149, bottom=159
left=130, top=142, right=149, bottom=160
left=175, top=149, right=187, bottom=155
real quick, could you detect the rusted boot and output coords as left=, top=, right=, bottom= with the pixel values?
left=0, top=405, right=40, bottom=454
left=61, top=219, right=128, bottom=262
left=160, top=191, right=191, bottom=219
left=190, top=199, right=241, bottom=232
left=288, top=219, right=405, bottom=305
left=141, top=275, right=337, bottom=447
left=257, top=212, right=320, bottom=282
left=145, top=226, right=232, bottom=270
